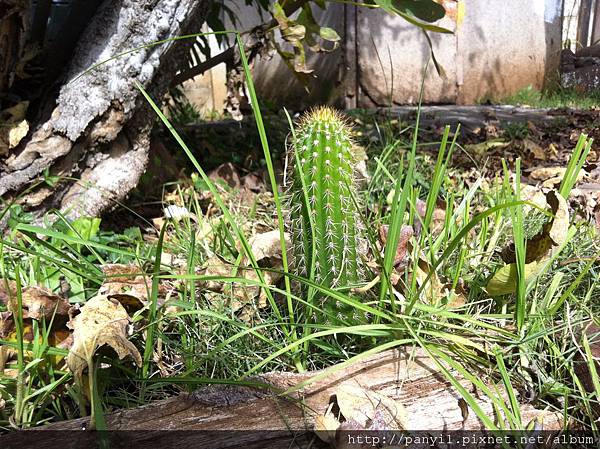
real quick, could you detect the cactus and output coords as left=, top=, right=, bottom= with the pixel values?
left=288, top=107, right=364, bottom=318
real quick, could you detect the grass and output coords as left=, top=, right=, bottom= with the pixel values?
left=1, top=50, right=600, bottom=434
left=499, top=85, right=600, bottom=109
left=2, top=116, right=599, bottom=432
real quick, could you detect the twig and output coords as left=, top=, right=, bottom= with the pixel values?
left=170, top=0, right=310, bottom=86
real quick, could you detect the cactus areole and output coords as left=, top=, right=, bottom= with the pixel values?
left=288, top=107, right=364, bottom=301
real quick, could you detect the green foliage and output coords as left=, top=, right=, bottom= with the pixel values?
left=500, top=84, right=600, bottom=109
left=67, top=217, right=101, bottom=242
left=217, top=0, right=449, bottom=88
left=502, top=122, right=529, bottom=140
left=166, top=86, right=201, bottom=126
left=372, top=0, right=448, bottom=30
left=288, top=107, right=364, bottom=318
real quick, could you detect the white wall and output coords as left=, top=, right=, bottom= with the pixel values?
left=190, top=0, right=564, bottom=109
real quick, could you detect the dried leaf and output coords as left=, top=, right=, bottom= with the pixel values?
left=336, top=382, right=407, bottom=430
left=8, top=120, right=28, bottom=149
left=523, top=138, right=546, bottom=160
left=411, top=256, right=445, bottom=304
left=99, top=264, right=166, bottom=312
left=501, top=190, right=569, bottom=264
left=66, top=295, right=141, bottom=386
left=314, top=406, right=340, bottom=445
left=208, top=162, right=242, bottom=189
left=465, top=139, right=510, bottom=156
left=529, top=167, right=566, bottom=181
left=248, top=230, right=290, bottom=262
left=0, top=311, right=13, bottom=339
left=547, top=190, right=569, bottom=246
left=202, top=231, right=290, bottom=321
left=379, top=224, right=413, bottom=267
left=0, top=102, right=29, bottom=156
left=0, top=280, right=70, bottom=321
left=281, top=24, right=306, bottom=43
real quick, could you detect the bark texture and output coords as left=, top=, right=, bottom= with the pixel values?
left=10, top=348, right=562, bottom=448
left=0, top=0, right=29, bottom=97
left=0, top=0, right=209, bottom=219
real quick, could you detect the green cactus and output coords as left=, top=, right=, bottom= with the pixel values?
left=288, top=107, right=364, bottom=318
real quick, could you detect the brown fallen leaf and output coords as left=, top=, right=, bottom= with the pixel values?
left=529, top=166, right=587, bottom=189
left=241, top=172, right=266, bottom=192
left=247, top=230, right=290, bottom=263
left=0, top=281, right=72, bottom=372
left=501, top=190, right=569, bottom=264
left=335, top=382, right=407, bottom=430
left=315, top=382, right=407, bottom=447
left=574, top=321, right=600, bottom=416
left=523, top=138, right=546, bottom=160
left=0, top=279, right=71, bottom=321
left=314, top=404, right=339, bottom=446
left=208, top=162, right=242, bottom=189
left=99, top=264, right=167, bottom=312
left=0, top=101, right=29, bottom=156
left=378, top=224, right=414, bottom=267
left=410, top=255, right=446, bottom=305
left=201, top=231, right=291, bottom=321
left=66, top=295, right=141, bottom=386
left=529, top=166, right=566, bottom=181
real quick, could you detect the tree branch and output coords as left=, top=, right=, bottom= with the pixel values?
left=169, top=0, right=311, bottom=87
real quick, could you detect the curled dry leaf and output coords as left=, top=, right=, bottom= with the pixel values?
left=378, top=224, right=414, bottom=268
left=410, top=255, right=446, bottom=305
left=314, top=405, right=339, bottom=446
left=376, top=224, right=460, bottom=305
left=487, top=190, right=569, bottom=296
left=208, top=162, right=242, bottom=189
left=201, top=231, right=291, bottom=320
left=248, top=230, right=290, bottom=264
left=529, top=166, right=587, bottom=189
left=99, top=264, right=167, bottom=312
left=66, top=295, right=141, bottom=386
left=0, top=280, right=72, bottom=372
left=315, top=382, right=407, bottom=447
left=336, top=383, right=407, bottom=430
left=0, top=101, right=29, bottom=156
left=0, top=279, right=71, bottom=321
left=523, top=138, right=546, bottom=160
left=8, top=120, right=29, bottom=149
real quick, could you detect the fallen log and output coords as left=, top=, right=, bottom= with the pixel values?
left=4, top=348, right=561, bottom=449
left=0, top=0, right=210, bottom=222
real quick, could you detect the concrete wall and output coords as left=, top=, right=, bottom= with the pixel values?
left=190, top=0, right=563, bottom=109
left=235, top=4, right=346, bottom=110
left=355, top=6, right=459, bottom=105
left=354, top=0, right=563, bottom=105
left=456, top=0, right=563, bottom=103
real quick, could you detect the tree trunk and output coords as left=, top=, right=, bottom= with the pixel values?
left=0, top=0, right=29, bottom=97
left=592, top=0, right=600, bottom=46
left=0, top=0, right=209, bottom=221
left=577, top=0, right=594, bottom=51
left=3, top=348, right=562, bottom=449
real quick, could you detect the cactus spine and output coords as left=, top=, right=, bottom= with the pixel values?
left=289, top=107, right=364, bottom=313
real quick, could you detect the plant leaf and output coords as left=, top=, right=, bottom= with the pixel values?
left=66, top=295, right=141, bottom=387
left=486, top=261, right=542, bottom=296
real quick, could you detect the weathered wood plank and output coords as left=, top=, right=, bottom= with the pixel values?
left=34, top=348, right=561, bottom=433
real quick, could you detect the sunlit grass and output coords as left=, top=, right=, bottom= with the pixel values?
left=0, top=37, right=599, bottom=434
